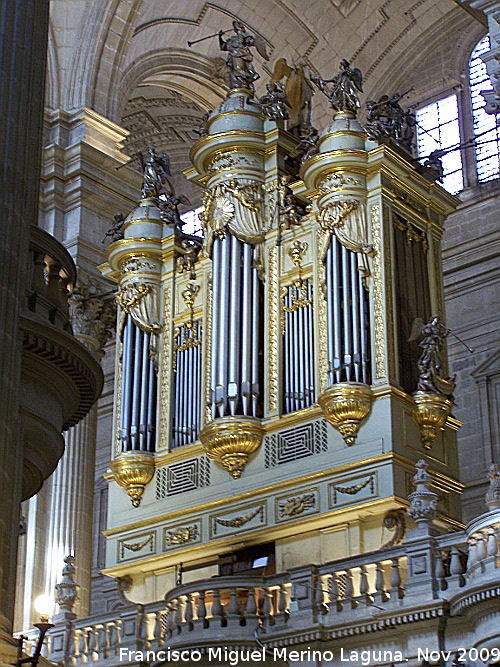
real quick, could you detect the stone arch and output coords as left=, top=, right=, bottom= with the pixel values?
left=115, top=48, right=226, bottom=122
left=65, top=0, right=145, bottom=116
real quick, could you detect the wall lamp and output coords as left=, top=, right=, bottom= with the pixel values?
left=17, top=595, right=55, bottom=667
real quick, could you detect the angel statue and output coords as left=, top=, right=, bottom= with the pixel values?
left=219, top=20, right=269, bottom=94
left=408, top=315, right=456, bottom=399
left=270, top=58, right=315, bottom=135
left=140, top=147, right=171, bottom=200
left=312, top=59, right=363, bottom=115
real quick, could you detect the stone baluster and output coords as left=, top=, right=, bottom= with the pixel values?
left=245, top=588, right=258, bottom=619
left=276, top=584, right=289, bottom=624
left=390, top=558, right=404, bottom=599
left=211, top=589, right=223, bottom=626
left=375, top=562, right=388, bottom=602
left=435, top=550, right=447, bottom=590
left=359, top=565, right=371, bottom=604
left=72, top=628, right=82, bottom=661
left=46, top=260, right=63, bottom=307
left=468, top=537, right=477, bottom=569
left=115, top=619, right=122, bottom=647
left=344, top=569, right=356, bottom=609
left=315, top=575, right=327, bottom=615
left=476, top=532, right=487, bottom=565
left=449, top=547, right=465, bottom=587
left=330, top=572, right=342, bottom=611
left=487, top=526, right=499, bottom=557
left=166, top=602, right=175, bottom=637
left=197, top=591, right=208, bottom=628
left=226, top=587, right=240, bottom=625
left=261, top=589, right=274, bottom=624
left=184, top=594, right=194, bottom=630
left=81, top=627, right=90, bottom=662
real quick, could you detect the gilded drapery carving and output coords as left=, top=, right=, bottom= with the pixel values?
left=117, top=282, right=162, bottom=367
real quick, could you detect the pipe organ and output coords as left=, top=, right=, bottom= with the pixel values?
left=101, top=69, right=462, bottom=584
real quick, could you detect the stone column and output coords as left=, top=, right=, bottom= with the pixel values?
left=42, top=274, right=116, bottom=617
left=0, top=0, right=50, bottom=664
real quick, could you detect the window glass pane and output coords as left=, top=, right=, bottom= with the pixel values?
left=469, top=36, right=500, bottom=182
left=416, top=94, right=463, bottom=194
left=180, top=205, right=204, bottom=237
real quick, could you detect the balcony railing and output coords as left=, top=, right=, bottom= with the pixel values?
left=46, top=512, right=500, bottom=665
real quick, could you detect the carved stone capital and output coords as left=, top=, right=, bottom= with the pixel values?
left=69, top=270, right=116, bottom=357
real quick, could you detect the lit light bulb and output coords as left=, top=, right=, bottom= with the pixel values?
left=34, top=594, right=55, bottom=622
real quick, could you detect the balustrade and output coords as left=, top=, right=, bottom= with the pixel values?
left=45, top=522, right=500, bottom=665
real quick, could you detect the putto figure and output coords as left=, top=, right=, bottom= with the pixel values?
left=219, top=20, right=268, bottom=94
left=312, top=59, right=363, bottom=115
left=140, top=147, right=171, bottom=200
left=258, top=82, right=291, bottom=120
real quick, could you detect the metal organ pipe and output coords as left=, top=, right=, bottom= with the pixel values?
left=218, top=238, right=230, bottom=417
left=324, top=238, right=371, bottom=387
left=120, top=315, right=132, bottom=451
left=119, top=315, right=157, bottom=452
left=350, top=252, right=360, bottom=383
left=297, top=291, right=305, bottom=410
left=241, top=244, right=252, bottom=415
left=211, top=240, right=221, bottom=420
left=139, top=331, right=149, bottom=450
left=228, top=235, right=241, bottom=415
left=250, top=253, right=259, bottom=417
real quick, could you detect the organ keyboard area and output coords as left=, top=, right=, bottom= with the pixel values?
left=102, top=79, right=456, bottom=502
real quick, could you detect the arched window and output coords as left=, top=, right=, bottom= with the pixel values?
left=469, top=36, right=500, bottom=183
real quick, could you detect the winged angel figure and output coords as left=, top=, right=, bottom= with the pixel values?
left=219, top=20, right=269, bottom=94
left=408, top=315, right=456, bottom=399
left=312, top=59, right=363, bottom=115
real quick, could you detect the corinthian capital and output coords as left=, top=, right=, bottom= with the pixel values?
left=69, top=270, right=116, bottom=358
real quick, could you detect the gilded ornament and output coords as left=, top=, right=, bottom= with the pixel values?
left=320, top=200, right=359, bottom=233
left=110, top=452, right=155, bottom=507
left=158, top=286, right=172, bottom=448
left=371, top=204, right=385, bottom=378
left=120, top=533, right=154, bottom=557
left=212, top=196, right=235, bottom=237
left=412, top=391, right=453, bottom=450
left=392, top=213, right=428, bottom=251
left=318, top=382, right=373, bottom=445
left=330, top=473, right=375, bottom=503
left=213, top=505, right=264, bottom=533
left=199, top=416, right=263, bottom=478
left=318, top=173, right=360, bottom=193
left=278, top=492, right=316, bottom=518
left=165, top=525, right=200, bottom=546
left=267, top=246, right=279, bottom=413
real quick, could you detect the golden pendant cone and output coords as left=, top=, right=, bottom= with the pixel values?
left=110, top=452, right=155, bottom=507
left=199, top=416, right=263, bottom=478
left=412, top=391, right=453, bottom=450
left=318, top=382, right=373, bottom=445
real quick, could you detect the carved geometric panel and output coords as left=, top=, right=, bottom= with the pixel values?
left=264, top=419, right=328, bottom=467
left=155, top=455, right=211, bottom=499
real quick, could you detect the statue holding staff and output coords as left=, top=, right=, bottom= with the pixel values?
left=218, top=20, right=269, bottom=94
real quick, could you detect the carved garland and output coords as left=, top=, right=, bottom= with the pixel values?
left=331, top=474, right=375, bottom=504
left=213, top=505, right=264, bottom=534
left=120, top=533, right=154, bottom=558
